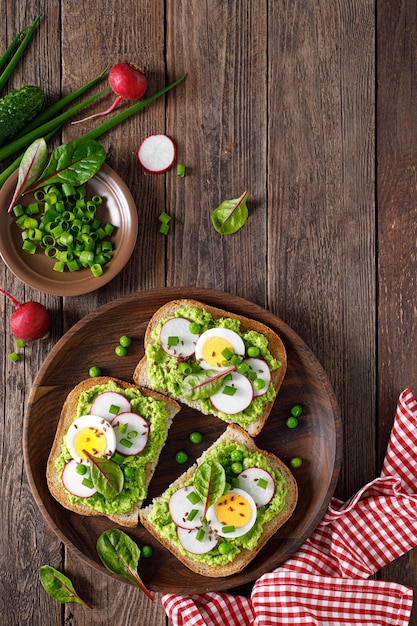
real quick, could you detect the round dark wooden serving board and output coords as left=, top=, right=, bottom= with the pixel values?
left=23, top=287, right=342, bottom=594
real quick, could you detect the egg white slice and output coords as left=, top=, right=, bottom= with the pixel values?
left=160, top=317, right=200, bottom=358
left=66, top=414, right=116, bottom=463
left=195, top=328, right=245, bottom=371
left=206, top=487, right=257, bottom=538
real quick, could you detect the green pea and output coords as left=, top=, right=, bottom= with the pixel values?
left=124, top=466, right=134, bottom=477
left=75, top=464, right=87, bottom=475
left=189, top=322, right=201, bottom=334
left=247, top=346, right=260, bottom=357
left=175, top=451, right=188, bottom=464
left=290, top=456, right=303, bottom=469
left=141, top=545, right=153, bottom=558
left=189, top=432, right=203, bottom=444
left=89, top=365, right=101, bottom=378
left=290, top=404, right=303, bottom=417
left=230, top=461, right=243, bottom=474
left=230, top=450, right=243, bottom=462
left=218, top=542, right=230, bottom=554
left=286, top=416, right=299, bottom=429
left=119, top=335, right=132, bottom=347
left=237, top=362, right=250, bottom=374
left=115, top=345, right=128, bottom=357
left=253, top=378, right=266, bottom=390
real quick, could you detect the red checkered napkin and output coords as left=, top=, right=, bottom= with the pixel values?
left=162, top=388, right=417, bottom=625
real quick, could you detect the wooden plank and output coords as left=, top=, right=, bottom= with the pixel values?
left=377, top=1, right=417, bottom=619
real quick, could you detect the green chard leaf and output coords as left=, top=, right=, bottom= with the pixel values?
left=211, top=190, right=249, bottom=235
left=38, top=565, right=93, bottom=609
left=97, top=529, right=155, bottom=601
left=83, top=450, right=124, bottom=498
left=7, top=138, right=49, bottom=213
left=181, top=366, right=236, bottom=400
left=26, top=138, right=106, bottom=191
left=193, top=461, right=226, bottom=521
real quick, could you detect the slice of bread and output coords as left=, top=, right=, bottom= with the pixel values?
left=46, top=376, right=181, bottom=527
left=139, top=424, right=298, bottom=577
left=133, top=299, right=287, bottom=436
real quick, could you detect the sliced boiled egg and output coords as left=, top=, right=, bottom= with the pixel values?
left=206, top=487, right=257, bottom=538
left=160, top=317, right=200, bottom=358
left=66, top=414, right=116, bottom=463
left=195, top=328, right=245, bottom=371
left=210, top=371, right=254, bottom=414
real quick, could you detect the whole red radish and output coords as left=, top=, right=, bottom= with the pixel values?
left=0, top=289, right=50, bottom=341
left=74, top=62, right=147, bottom=123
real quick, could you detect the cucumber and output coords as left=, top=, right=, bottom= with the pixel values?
left=0, top=85, right=44, bottom=147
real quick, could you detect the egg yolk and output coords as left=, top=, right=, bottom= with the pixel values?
left=201, top=337, right=234, bottom=368
left=73, top=426, right=107, bottom=460
left=215, top=493, right=252, bottom=528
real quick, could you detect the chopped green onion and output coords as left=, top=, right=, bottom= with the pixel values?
left=221, top=347, right=233, bottom=360
left=222, top=525, right=236, bottom=534
left=15, top=339, right=26, bottom=348
left=167, top=335, right=179, bottom=346
left=159, top=222, right=170, bottom=235
left=117, top=423, right=128, bottom=434
left=186, top=509, right=199, bottom=521
left=176, top=163, right=186, bottom=177
left=196, top=528, right=206, bottom=542
left=257, top=477, right=268, bottom=489
left=81, top=477, right=94, bottom=489
left=222, top=385, right=237, bottom=396
left=186, top=491, right=201, bottom=505
left=120, top=438, right=133, bottom=448
left=8, top=351, right=20, bottom=362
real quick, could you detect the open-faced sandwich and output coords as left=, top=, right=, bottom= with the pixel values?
left=133, top=299, right=287, bottom=436
left=139, top=424, right=298, bottom=576
left=46, top=376, right=180, bottom=527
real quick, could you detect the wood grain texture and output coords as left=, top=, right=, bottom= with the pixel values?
left=2, top=0, right=417, bottom=624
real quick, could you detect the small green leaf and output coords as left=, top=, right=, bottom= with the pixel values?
left=7, top=138, right=48, bottom=213
left=97, top=529, right=154, bottom=601
left=27, top=138, right=106, bottom=190
left=38, top=565, right=93, bottom=609
left=194, top=461, right=226, bottom=521
left=211, top=190, right=249, bottom=235
left=181, top=366, right=235, bottom=400
left=83, top=450, right=124, bottom=498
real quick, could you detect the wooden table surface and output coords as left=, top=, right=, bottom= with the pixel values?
left=1, top=1, right=416, bottom=624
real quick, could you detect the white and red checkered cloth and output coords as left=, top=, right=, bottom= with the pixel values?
left=162, top=388, right=417, bottom=625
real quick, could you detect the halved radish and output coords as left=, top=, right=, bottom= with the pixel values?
left=243, top=357, right=271, bottom=397
left=160, top=317, right=199, bottom=358
left=237, top=467, right=276, bottom=507
left=210, top=371, right=254, bottom=414
left=90, top=391, right=131, bottom=421
left=111, top=412, right=149, bottom=456
left=62, top=460, right=97, bottom=498
left=177, top=525, right=218, bottom=555
left=138, top=134, right=176, bottom=174
left=168, top=486, right=205, bottom=529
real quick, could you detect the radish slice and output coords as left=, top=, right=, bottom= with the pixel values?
left=90, top=391, right=131, bottom=422
left=210, top=371, right=254, bottom=414
left=138, top=134, right=176, bottom=174
left=168, top=486, right=205, bottom=529
left=177, top=525, right=218, bottom=555
left=160, top=317, right=199, bottom=358
left=110, top=411, right=149, bottom=456
left=237, top=467, right=276, bottom=507
left=62, top=460, right=97, bottom=498
left=243, top=357, right=271, bottom=397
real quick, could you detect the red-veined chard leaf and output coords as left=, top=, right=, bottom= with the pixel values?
left=97, top=529, right=155, bottom=601
left=25, top=137, right=106, bottom=191
left=181, top=366, right=236, bottom=400
left=83, top=450, right=124, bottom=498
left=7, top=137, right=48, bottom=212
left=193, top=461, right=226, bottom=521
left=211, top=190, right=249, bottom=235
left=38, top=565, right=93, bottom=609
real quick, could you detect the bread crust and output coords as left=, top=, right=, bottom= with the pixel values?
left=133, top=299, right=287, bottom=436
left=139, top=424, right=298, bottom=576
left=46, top=376, right=181, bottom=527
